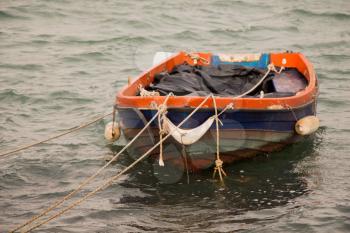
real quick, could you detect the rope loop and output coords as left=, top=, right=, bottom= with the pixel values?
left=268, top=63, right=285, bottom=74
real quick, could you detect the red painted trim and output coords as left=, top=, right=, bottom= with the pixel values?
left=116, top=51, right=317, bottom=110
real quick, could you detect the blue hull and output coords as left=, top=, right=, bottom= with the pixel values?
left=117, top=102, right=315, bottom=132
left=116, top=101, right=316, bottom=168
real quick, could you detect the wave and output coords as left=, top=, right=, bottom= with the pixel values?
left=0, top=63, right=43, bottom=71
left=293, top=9, right=350, bottom=20
left=294, top=40, right=349, bottom=50
left=59, top=35, right=153, bottom=45
left=0, top=10, right=26, bottom=20
left=170, top=30, right=202, bottom=40
left=210, top=0, right=262, bottom=9
left=49, top=90, right=79, bottom=98
left=47, top=91, right=95, bottom=104
left=0, top=89, right=30, bottom=103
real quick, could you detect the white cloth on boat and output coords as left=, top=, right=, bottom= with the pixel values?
left=162, top=116, right=214, bottom=145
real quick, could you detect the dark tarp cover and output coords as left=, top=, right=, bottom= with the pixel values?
left=145, top=64, right=270, bottom=97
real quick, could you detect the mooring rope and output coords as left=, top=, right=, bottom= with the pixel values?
left=212, top=96, right=227, bottom=182
left=19, top=95, right=212, bottom=233
left=10, top=95, right=172, bottom=232
left=0, top=112, right=113, bottom=159
left=10, top=94, right=174, bottom=233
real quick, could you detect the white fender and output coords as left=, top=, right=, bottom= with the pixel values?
left=152, top=52, right=175, bottom=66
left=295, top=116, right=320, bottom=135
left=104, top=122, right=120, bottom=141
left=163, top=116, right=214, bottom=145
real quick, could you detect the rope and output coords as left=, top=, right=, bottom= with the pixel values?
left=10, top=62, right=286, bottom=231
left=209, top=64, right=285, bottom=181
left=211, top=96, right=227, bottom=182
left=21, top=95, right=212, bottom=233
left=138, top=84, right=160, bottom=97
left=233, top=63, right=283, bottom=99
left=181, top=144, right=190, bottom=184
left=111, top=107, right=116, bottom=138
left=11, top=94, right=174, bottom=233
left=157, top=103, right=168, bottom=166
left=0, top=112, right=113, bottom=159
left=217, top=103, right=234, bottom=117
left=269, top=64, right=285, bottom=74
left=186, top=53, right=209, bottom=65
left=179, top=133, right=190, bottom=184
left=285, top=104, right=299, bottom=122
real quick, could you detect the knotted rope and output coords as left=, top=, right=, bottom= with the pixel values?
left=158, top=100, right=233, bottom=182
left=212, top=96, right=227, bottom=182
left=157, top=102, right=169, bottom=166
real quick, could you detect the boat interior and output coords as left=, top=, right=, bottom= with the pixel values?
left=116, top=52, right=317, bottom=109
left=143, top=54, right=308, bottom=98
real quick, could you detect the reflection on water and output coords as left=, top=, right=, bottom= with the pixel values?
left=116, top=131, right=323, bottom=215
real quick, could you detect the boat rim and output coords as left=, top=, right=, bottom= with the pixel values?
left=116, top=51, right=318, bottom=110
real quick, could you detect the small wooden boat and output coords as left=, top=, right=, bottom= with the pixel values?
left=113, top=52, right=319, bottom=170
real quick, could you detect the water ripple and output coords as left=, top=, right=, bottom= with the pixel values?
left=293, top=8, right=350, bottom=20
left=0, top=10, right=27, bottom=20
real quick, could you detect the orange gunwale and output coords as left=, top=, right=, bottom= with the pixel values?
left=115, top=51, right=318, bottom=110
